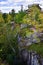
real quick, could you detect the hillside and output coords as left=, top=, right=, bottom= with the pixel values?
left=0, top=4, right=43, bottom=65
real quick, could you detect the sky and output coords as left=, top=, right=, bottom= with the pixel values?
left=0, top=0, right=43, bottom=13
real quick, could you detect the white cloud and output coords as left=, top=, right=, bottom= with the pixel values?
left=0, top=0, right=43, bottom=13
left=0, top=6, right=21, bottom=13
left=39, top=1, right=43, bottom=8
left=8, top=0, right=23, bottom=3
left=0, top=1, right=8, bottom=4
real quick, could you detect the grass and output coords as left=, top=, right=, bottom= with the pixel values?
left=25, top=43, right=43, bottom=57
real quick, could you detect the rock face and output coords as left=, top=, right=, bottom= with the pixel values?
left=18, top=33, right=40, bottom=48
left=37, top=32, right=43, bottom=42
left=19, top=49, right=43, bottom=65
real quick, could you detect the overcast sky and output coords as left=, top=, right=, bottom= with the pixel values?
left=0, top=0, right=43, bottom=13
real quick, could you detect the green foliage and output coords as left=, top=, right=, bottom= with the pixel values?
left=22, top=4, right=43, bottom=32
left=0, top=13, right=4, bottom=23
left=0, top=22, right=19, bottom=62
left=2, top=13, right=8, bottom=23
left=15, top=11, right=26, bottom=24
left=10, top=9, right=15, bottom=21
left=27, top=43, right=43, bottom=57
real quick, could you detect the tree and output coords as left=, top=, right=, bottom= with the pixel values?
left=0, top=22, right=19, bottom=62
left=10, top=9, right=15, bottom=21
left=0, top=12, right=4, bottom=23
left=15, top=10, right=26, bottom=24
left=7, top=14, right=12, bottom=22
left=2, top=13, right=8, bottom=23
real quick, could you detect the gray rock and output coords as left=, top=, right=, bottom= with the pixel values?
left=20, top=24, right=28, bottom=29
left=20, top=49, right=43, bottom=65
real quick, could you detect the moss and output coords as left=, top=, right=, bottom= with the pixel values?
left=25, top=43, right=43, bottom=57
